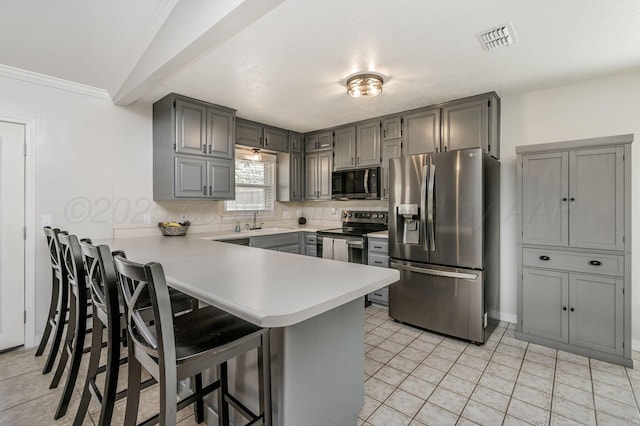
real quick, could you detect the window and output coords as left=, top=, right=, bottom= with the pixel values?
left=225, top=150, right=275, bottom=212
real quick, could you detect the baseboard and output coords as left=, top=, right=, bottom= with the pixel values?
left=632, top=340, right=640, bottom=352
left=498, top=312, right=517, bottom=324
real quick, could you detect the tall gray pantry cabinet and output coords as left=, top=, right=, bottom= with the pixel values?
left=515, top=134, right=633, bottom=367
left=153, top=93, right=236, bottom=200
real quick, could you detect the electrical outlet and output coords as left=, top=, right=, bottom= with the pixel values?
left=41, top=215, right=52, bottom=227
left=143, top=213, right=152, bottom=224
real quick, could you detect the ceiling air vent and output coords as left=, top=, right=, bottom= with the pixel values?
left=477, top=23, right=517, bottom=51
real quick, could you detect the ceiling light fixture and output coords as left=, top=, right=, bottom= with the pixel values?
left=251, top=149, right=262, bottom=162
left=346, top=73, right=384, bottom=98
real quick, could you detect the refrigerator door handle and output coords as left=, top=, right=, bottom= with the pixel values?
left=390, top=261, right=478, bottom=280
left=427, top=159, right=436, bottom=252
left=420, top=164, right=429, bottom=251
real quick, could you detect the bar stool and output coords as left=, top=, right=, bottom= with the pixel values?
left=113, top=255, right=272, bottom=426
left=50, top=233, right=92, bottom=419
left=35, top=227, right=68, bottom=374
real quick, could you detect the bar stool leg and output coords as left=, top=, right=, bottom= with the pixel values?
left=259, top=331, right=272, bottom=426
left=36, top=273, right=59, bottom=356
left=50, top=290, right=76, bottom=389
left=217, top=362, right=230, bottom=426
left=194, top=373, right=205, bottom=423
left=54, top=290, right=87, bottom=419
left=73, top=307, right=103, bottom=426
left=124, top=342, right=142, bottom=426
left=97, top=317, right=122, bottom=426
left=42, top=279, right=68, bottom=374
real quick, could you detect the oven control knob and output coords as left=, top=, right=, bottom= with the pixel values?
left=342, top=212, right=347, bottom=218
left=373, top=213, right=379, bottom=219
left=347, top=213, right=353, bottom=218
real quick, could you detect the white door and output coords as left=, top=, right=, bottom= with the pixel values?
left=0, top=121, right=25, bottom=350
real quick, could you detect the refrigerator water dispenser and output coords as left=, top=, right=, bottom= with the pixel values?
left=397, top=204, right=419, bottom=244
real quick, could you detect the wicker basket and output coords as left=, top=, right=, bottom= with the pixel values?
left=158, top=224, right=189, bottom=236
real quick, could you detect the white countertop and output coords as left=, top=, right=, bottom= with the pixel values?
left=95, top=235, right=398, bottom=328
left=367, top=230, right=388, bottom=239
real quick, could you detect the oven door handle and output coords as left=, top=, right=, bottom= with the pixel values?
left=346, top=240, right=364, bottom=249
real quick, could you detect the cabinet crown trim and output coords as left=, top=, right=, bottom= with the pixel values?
left=516, top=134, right=633, bottom=154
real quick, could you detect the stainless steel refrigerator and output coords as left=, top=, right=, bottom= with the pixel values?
left=388, top=148, right=500, bottom=343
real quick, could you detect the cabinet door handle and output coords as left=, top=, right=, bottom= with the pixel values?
left=209, top=186, right=212, bottom=196
left=589, top=260, right=602, bottom=266
left=563, top=306, right=567, bottom=311
left=203, top=185, right=206, bottom=195
left=570, top=197, right=575, bottom=201
left=265, top=138, right=268, bottom=146
left=202, top=145, right=207, bottom=154
left=562, top=198, right=567, bottom=202
left=570, top=307, right=575, bottom=312
left=208, top=145, right=211, bottom=154
left=539, top=255, right=550, bottom=261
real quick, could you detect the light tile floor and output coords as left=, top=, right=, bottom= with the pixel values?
left=2, top=307, right=640, bottom=426
left=361, top=305, right=640, bottom=426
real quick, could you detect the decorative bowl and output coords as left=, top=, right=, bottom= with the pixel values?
left=158, top=221, right=190, bottom=236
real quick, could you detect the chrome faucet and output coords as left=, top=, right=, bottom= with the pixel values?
left=248, top=210, right=263, bottom=230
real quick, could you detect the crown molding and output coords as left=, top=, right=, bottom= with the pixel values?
left=0, top=64, right=111, bottom=100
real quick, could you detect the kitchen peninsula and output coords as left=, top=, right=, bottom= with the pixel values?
left=96, top=233, right=399, bottom=426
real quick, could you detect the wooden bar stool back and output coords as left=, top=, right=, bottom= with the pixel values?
left=36, top=227, right=69, bottom=375
left=113, top=255, right=272, bottom=426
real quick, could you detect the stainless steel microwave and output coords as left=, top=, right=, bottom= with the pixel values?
left=332, top=167, right=381, bottom=200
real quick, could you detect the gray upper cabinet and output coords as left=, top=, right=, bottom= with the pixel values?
left=153, top=93, right=236, bottom=201
left=236, top=119, right=289, bottom=153
left=334, top=122, right=381, bottom=169
left=277, top=151, right=304, bottom=202
left=522, top=152, right=569, bottom=247
left=403, top=107, right=441, bottom=156
left=235, top=118, right=262, bottom=149
left=382, top=117, right=402, bottom=140
left=334, top=126, right=356, bottom=170
left=381, top=139, right=402, bottom=200
left=305, top=131, right=333, bottom=152
left=174, top=156, right=234, bottom=199
left=356, top=121, right=381, bottom=167
left=207, top=108, right=234, bottom=159
left=305, top=150, right=332, bottom=200
left=516, top=134, right=633, bottom=367
left=175, top=100, right=207, bottom=156
left=442, top=97, right=489, bottom=152
left=569, top=147, right=624, bottom=251
left=264, top=126, right=288, bottom=152
left=522, top=147, right=625, bottom=251
left=289, top=131, right=303, bottom=153
left=402, top=93, right=499, bottom=158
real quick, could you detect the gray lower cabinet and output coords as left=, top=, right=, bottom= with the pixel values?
left=153, top=93, right=236, bottom=201
left=516, top=134, right=633, bottom=367
left=304, top=232, right=317, bottom=257
left=367, top=237, right=389, bottom=305
left=522, top=267, right=623, bottom=356
left=174, top=156, right=234, bottom=199
left=251, top=233, right=301, bottom=254
left=305, top=150, right=332, bottom=200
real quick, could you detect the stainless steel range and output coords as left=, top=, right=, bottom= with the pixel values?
left=317, top=210, right=388, bottom=264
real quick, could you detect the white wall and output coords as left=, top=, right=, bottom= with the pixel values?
left=499, top=70, right=640, bottom=344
